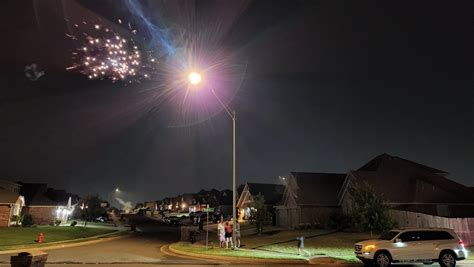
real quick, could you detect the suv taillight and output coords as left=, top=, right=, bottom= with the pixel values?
left=459, top=241, right=465, bottom=247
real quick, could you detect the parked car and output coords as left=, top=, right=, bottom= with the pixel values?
left=95, top=216, right=107, bottom=222
left=212, top=212, right=230, bottom=223
left=162, top=216, right=181, bottom=226
left=354, top=228, right=468, bottom=267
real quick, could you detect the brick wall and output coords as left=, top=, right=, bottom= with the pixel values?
left=23, top=206, right=56, bottom=225
left=0, top=205, right=12, bottom=227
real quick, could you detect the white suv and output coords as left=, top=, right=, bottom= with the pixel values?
left=354, top=228, right=468, bottom=267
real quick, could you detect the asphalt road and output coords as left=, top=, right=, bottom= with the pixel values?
left=0, top=232, right=208, bottom=265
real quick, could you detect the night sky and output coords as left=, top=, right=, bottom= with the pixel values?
left=1, top=0, right=473, bottom=205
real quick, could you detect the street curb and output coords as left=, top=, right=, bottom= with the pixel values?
left=160, top=245, right=224, bottom=264
left=0, top=230, right=129, bottom=255
left=167, top=242, right=308, bottom=264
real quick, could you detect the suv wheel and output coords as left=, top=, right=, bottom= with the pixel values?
left=374, top=251, right=391, bottom=267
left=439, top=251, right=456, bottom=267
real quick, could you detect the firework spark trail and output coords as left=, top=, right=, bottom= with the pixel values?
left=66, top=20, right=158, bottom=82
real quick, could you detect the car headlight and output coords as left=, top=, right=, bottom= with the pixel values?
left=364, top=245, right=376, bottom=252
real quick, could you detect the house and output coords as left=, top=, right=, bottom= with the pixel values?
left=180, top=193, right=196, bottom=212
left=215, top=189, right=234, bottom=215
left=144, top=201, right=158, bottom=214
left=0, top=180, right=25, bottom=227
left=237, top=183, right=284, bottom=222
left=275, top=172, right=347, bottom=229
left=19, top=183, right=78, bottom=225
left=338, top=153, right=474, bottom=217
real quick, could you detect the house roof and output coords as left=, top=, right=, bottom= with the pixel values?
left=19, top=183, right=56, bottom=206
left=358, top=153, right=448, bottom=175
left=245, top=183, right=285, bottom=205
left=0, top=188, right=21, bottom=204
left=290, top=172, right=346, bottom=206
left=19, top=183, right=77, bottom=206
left=181, top=193, right=196, bottom=204
left=346, top=169, right=474, bottom=204
left=348, top=170, right=415, bottom=203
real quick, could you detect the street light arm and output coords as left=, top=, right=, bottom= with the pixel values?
left=209, top=58, right=247, bottom=121
left=210, top=88, right=235, bottom=119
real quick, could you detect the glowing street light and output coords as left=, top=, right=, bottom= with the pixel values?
left=115, top=188, right=120, bottom=193
left=188, top=71, right=202, bottom=85
left=187, top=70, right=238, bottom=249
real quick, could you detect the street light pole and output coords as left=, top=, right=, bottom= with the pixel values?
left=210, top=88, right=238, bottom=249
left=232, top=110, right=237, bottom=249
left=189, top=69, right=245, bottom=249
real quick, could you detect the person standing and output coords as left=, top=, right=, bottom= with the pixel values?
left=217, top=220, right=225, bottom=248
left=234, top=220, right=241, bottom=248
left=224, top=221, right=233, bottom=248
left=198, top=216, right=203, bottom=231
left=296, top=236, right=305, bottom=255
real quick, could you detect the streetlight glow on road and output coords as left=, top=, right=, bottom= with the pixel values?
left=188, top=71, right=202, bottom=85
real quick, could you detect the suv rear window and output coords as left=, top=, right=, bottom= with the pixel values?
left=424, top=231, right=454, bottom=240
left=399, top=231, right=454, bottom=242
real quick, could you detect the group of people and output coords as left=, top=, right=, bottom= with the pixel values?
left=217, top=219, right=241, bottom=248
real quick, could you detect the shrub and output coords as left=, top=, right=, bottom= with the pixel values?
left=54, top=219, right=62, bottom=226
left=70, top=220, right=77, bottom=227
left=249, top=193, right=269, bottom=234
left=349, top=181, right=394, bottom=234
left=22, top=214, right=34, bottom=227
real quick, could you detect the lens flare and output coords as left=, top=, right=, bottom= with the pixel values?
left=188, top=72, right=202, bottom=85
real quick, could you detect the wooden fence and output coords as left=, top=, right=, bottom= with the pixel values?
left=389, top=209, right=474, bottom=245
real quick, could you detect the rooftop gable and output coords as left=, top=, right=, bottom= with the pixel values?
left=0, top=188, right=21, bottom=204
left=358, top=153, right=448, bottom=175
left=245, top=183, right=285, bottom=205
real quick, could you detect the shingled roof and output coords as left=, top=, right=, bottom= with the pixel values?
left=19, top=183, right=56, bottom=206
left=358, top=153, right=448, bottom=175
left=0, top=188, right=21, bottom=204
left=290, top=172, right=346, bottom=206
left=341, top=154, right=473, bottom=205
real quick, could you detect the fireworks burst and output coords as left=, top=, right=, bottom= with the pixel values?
left=66, top=20, right=157, bottom=82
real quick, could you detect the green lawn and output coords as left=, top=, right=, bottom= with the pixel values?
left=180, top=227, right=363, bottom=261
left=170, top=242, right=305, bottom=260
left=202, top=226, right=329, bottom=248
left=0, top=226, right=116, bottom=248
left=262, top=232, right=372, bottom=262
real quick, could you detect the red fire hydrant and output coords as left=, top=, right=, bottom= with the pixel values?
left=38, top=232, right=44, bottom=243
